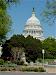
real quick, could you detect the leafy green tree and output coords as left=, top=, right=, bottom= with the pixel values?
left=10, top=34, right=25, bottom=47
left=42, top=37, right=56, bottom=59
left=0, top=0, right=20, bottom=44
left=9, top=34, right=25, bottom=61
left=24, top=35, right=42, bottom=62
left=2, top=34, right=25, bottom=61
left=2, top=35, right=42, bottom=62
left=1, top=40, right=12, bottom=60
left=43, top=0, right=56, bottom=24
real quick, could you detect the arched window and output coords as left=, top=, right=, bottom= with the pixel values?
left=34, top=31, right=35, bottom=34
left=32, top=31, right=33, bottom=34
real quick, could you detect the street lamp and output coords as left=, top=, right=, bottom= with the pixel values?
left=42, top=49, right=45, bottom=67
left=0, top=45, right=2, bottom=57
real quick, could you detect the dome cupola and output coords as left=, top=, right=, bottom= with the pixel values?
left=26, top=8, right=40, bottom=26
left=23, top=8, right=44, bottom=40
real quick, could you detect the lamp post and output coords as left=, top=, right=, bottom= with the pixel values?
left=42, top=49, right=45, bottom=67
left=0, top=45, right=2, bottom=57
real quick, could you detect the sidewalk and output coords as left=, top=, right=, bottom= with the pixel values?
left=45, top=67, right=56, bottom=73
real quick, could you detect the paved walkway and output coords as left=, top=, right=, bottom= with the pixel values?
left=45, top=67, right=56, bottom=73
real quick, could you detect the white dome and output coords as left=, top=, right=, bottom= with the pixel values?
left=25, top=8, right=42, bottom=31
left=23, top=8, right=44, bottom=40
left=26, top=15, right=40, bottom=26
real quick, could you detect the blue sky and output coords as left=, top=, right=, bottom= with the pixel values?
left=7, top=0, right=56, bottom=39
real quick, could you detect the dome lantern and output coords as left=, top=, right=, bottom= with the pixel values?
left=32, top=8, right=35, bottom=17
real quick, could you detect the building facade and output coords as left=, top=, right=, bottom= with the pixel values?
left=23, top=8, right=44, bottom=40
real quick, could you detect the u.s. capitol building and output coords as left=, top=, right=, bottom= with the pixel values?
left=23, top=8, right=44, bottom=40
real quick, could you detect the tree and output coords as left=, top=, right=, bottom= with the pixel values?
left=42, top=37, right=56, bottom=59
left=2, top=35, right=42, bottom=62
left=0, top=12, right=11, bottom=43
left=9, top=34, right=25, bottom=61
left=0, top=0, right=20, bottom=44
left=10, top=34, right=25, bottom=47
left=24, top=35, right=42, bottom=62
left=43, top=0, right=56, bottom=24
left=1, top=40, right=12, bottom=60
left=2, top=34, right=25, bottom=61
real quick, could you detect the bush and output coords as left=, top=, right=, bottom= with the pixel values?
left=19, top=66, right=46, bottom=72
left=0, top=67, right=16, bottom=71
left=37, top=59, right=42, bottom=63
left=0, top=59, right=4, bottom=65
left=1, top=67, right=7, bottom=71
left=17, top=61, right=24, bottom=65
left=38, top=67, right=46, bottom=72
left=3, top=61, right=17, bottom=67
left=12, top=68, right=16, bottom=71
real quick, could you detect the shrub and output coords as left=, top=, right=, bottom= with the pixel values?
left=0, top=59, right=4, bottom=65
left=19, top=66, right=46, bottom=72
left=12, top=68, right=16, bottom=71
left=37, top=59, right=42, bottom=63
left=38, top=67, right=46, bottom=72
left=8, top=69, right=11, bottom=71
left=17, top=61, right=24, bottom=65
left=1, top=67, right=7, bottom=71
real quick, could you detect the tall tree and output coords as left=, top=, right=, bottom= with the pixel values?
left=2, top=35, right=42, bottom=62
left=24, top=35, right=42, bottom=62
left=2, top=34, right=25, bottom=61
left=42, top=37, right=56, bottom=59
left=43, top=0, right=56, bottom=24
left=0, top=0, right=20, bottom=44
